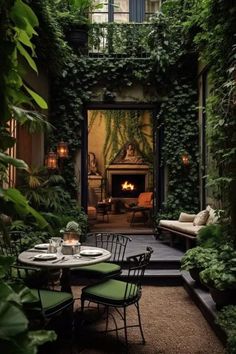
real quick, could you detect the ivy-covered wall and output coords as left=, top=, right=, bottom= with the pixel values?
left=30, top=0, right=200, bottom=223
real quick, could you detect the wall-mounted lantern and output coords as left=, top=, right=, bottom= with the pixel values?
left=181, top=153, right=190, bottom=166
left=45, top=150, right=58, bottom=170
left=45, top=141, right=69, bottom=170
left=57, top=141, right=69, bottom=159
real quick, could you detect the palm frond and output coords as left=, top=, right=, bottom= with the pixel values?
left=11, top=106, right=54, bottom=133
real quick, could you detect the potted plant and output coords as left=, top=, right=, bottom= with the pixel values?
left=60, top=220, right=82, bottom=242
left=196, top=224, right=225, bottom=249
left=181, top=246, right=218, bottom=286
left=56, top=0, right=105, bottom=50
left=200, top=244, right=236, bottom=308
left=216, top=305, right=236, bottom=353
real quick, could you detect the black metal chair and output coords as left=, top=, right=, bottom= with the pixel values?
left=9, top=264, right=74, bottom=329
left=71, top=232, right=132, bottom=282
left=0, top=231, right=59, bottom=289
left=0, top=231, right=24, bottom=258
left=80, top=247, right=153, bottom=347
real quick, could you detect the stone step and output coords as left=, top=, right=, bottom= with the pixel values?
left=121, top=259, right=181, bottom=270
left=182, top=271, right=226, bottom=344
left=120, top=269, right=182, bottom=285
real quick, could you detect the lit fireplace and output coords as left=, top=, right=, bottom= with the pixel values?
left=121, top=181, right=135, bottom=191
left=111, top=174, right=145, bottom=198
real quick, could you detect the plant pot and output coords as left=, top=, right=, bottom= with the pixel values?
left=189, top=268, right=201, bottom=282
left=189, top=268, right=208, bottom=290
left=67, top=25, right=88, bottom=52
left=208, top=286, right=236, bottom=309
left=63, top=231, right=80, bottom=243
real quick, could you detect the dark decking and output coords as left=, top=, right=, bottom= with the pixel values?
left=83, top=234, right=184, bottom=282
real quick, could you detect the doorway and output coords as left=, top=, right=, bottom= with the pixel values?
left=82, top=105, right=160, bottom=233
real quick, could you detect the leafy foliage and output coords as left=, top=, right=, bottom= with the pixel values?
left=197, top=224, right=230, bottom=249
left=200, top=244, right=236, bottom=290
left=184, top=0, right=236, bottom=240
left=181, top=246, right=218, bottom=271
left=0, top=256, right=56, bottom=354
left=30, top=0, right=199, bottom=220
left=216, top=305, right=236, bottom=354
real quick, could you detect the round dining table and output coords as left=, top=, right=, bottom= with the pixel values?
left=18, top=245, right=111, bottom=292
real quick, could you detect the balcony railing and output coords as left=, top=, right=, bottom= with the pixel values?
left=87, top=23, right=153, bottom=59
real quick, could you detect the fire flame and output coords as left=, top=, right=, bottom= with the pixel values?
left=121, top=181, right=135, bottom=191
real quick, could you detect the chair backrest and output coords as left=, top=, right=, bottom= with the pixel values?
left=91, top=232, right=132, bottom=263
left=124, top=247, right=153, bottom=303
left=0, top=231, right=23, bottom=257
left=137, top=192, right=153, bottom=208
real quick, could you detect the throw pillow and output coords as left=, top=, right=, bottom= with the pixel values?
left=178, top=212, right=196, bottom=222
left=206, top=205, right=218, bottom=225
left=193, top=210, right=209, bottom=226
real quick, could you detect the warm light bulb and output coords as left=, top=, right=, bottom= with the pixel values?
left=45, top=151, right=58, bottom=169
left=182, top=154, right=190, bottom=166
left=57, top=141, right=69, bottom=158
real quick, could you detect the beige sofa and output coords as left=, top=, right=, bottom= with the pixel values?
left=158, top=206, right=218, bottom=250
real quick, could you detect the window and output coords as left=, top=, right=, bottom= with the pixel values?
left=92, top=0, right=161, bottom=23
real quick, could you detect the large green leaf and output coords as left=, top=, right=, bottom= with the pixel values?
left=2, top=189, right=48, bottom=229
left=0, top=153, right=28, bottom=170
left=11, top=284, right=38, bottom=304
left=12, top=106, right=53, bottom=133
left=0, top=283, right=21, bottom=306
left=0, top=302, right=28, bottom=339
left=24, top=85, right=48, bottom=109
left=17, top=43, right=38, bottom=73
left=11, top=0, right=39, bottom=29
left=28, top=330, right=57, bottom=346
left=17, top=29, right=35, bottom=55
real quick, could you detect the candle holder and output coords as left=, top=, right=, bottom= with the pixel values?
left=61, top=240, right=81, bottom=255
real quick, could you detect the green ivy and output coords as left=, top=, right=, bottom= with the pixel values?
left=157, top=78, right=199, bottom=221
left=185, top=0, right=236, bottom=241
left=31, top=0, right=200, bottom=223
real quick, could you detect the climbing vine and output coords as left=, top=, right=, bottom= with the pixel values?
left=184, top=0, right=236, bottom=239
left=30, top=0, right=200, bottom=222
left=88, top=110, right=153, bottom=166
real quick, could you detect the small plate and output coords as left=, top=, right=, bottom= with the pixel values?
left=34, top=254, right=57, bottom=261
left=80, top=249, right=103, bottom=257
left=34, top=243, right=49, bottom=250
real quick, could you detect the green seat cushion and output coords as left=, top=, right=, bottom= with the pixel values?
left=30, top=289, right=73, bottom=315
left=82, top=279, right=138, bottom=305
left=73, top=262, right=121, bottom=277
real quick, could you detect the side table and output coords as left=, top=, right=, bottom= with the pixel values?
left=96, top=202, right=110, bottom=222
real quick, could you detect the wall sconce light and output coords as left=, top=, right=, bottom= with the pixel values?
left=181, top=153, right=190, bottom=166
left=57, top=141, right=69, bottom=159
left=45, top=150, right=58, bottom=170
left=45, top=141, right=69, bottom=170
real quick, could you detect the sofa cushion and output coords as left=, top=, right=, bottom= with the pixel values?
left=178, top=212, right=196, bottom=222
left=193, top=210, right=209, bottom=226
left=159, top=220, right=204, bottom=236
left=206, top=205, right=218, bottom=225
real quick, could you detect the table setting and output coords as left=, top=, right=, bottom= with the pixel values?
left=18, top=237, right=111, bottom=268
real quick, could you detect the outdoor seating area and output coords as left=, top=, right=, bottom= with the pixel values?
left=0, top=0, right=235, bottom=353
left=158, top=206, right=219, bottom=250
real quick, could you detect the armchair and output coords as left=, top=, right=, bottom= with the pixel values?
left=126, top=192, right=153, bottom=226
